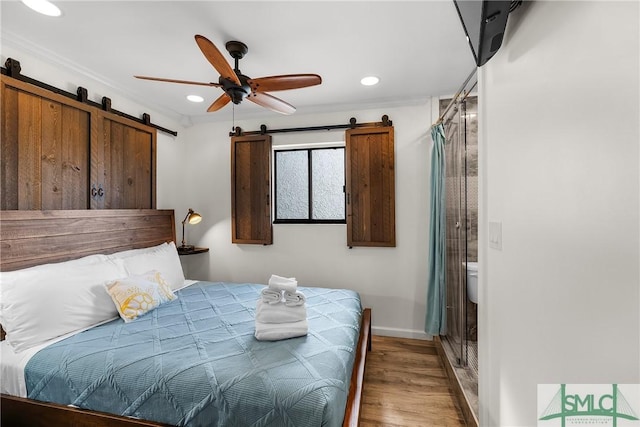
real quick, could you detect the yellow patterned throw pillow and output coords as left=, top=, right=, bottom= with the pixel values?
left=105, top=270, right=177, bottom=322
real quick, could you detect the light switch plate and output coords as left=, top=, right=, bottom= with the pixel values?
left=489, top=221, right=502, bottom=250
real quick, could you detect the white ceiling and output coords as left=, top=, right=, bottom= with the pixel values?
left=0, top=1, right=476, bottom=123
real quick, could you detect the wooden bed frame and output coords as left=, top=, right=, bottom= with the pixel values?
left=0, top=209, right=371, bottom=427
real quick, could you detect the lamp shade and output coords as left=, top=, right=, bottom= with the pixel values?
left=187, top=211, right=202, bottom=225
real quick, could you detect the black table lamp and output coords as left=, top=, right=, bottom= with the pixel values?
left=180, top=208, right=202, bottom=251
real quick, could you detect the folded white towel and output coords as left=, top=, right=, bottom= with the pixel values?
left=256, top=299, right=307, bottom=324
left=268, top=274, right=298, bottom=293
left=283, top=290, right=306, bottom=307
left=254, top=319, right=308, bottom=341
left=261, top=288, right=283, bottom=304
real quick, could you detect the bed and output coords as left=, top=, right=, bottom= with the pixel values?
left=0, top=209, right=371, bottom=427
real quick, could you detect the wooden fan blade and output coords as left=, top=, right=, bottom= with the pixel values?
left=207, top=93, right=231, bottom=112
left=194, top=35, right=241, bottom=86
left=134, top=75, right=221, bottom=87
left=248, top=74, right=322, bottom=92
left=247, top=92, right=296, bottom=115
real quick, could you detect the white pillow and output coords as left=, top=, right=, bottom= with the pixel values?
left=0, top=258, right=127, bottom=352
left=120, top=241, right=185, bottom=290
left=0, top=253, right=109, bottom=330
left=105, top=270, right=177, bottom=323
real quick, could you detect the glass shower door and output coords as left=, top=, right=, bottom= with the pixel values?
left=442, top=101, right=467, bottom=366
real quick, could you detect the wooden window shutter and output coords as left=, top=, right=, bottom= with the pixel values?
left=346, top=126, right=396, bottom=247
left=231, top=134, right=273, bottom=244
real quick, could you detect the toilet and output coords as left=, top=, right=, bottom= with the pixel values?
left=464, top=262, right=478, bottom=304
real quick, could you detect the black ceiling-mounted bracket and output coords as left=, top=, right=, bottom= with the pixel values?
left=76, top=87, right=88, bottom=103
left=4, top=58, right=21, bottom=78
left=102, top=97, right=112, bottom=112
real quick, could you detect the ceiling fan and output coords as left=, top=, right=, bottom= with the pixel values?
left=135, top=35, right=322, bottom=115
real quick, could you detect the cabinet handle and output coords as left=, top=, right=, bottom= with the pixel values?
left=91, top=185, right=105, bottom=200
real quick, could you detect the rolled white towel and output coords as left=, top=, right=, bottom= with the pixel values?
left=283, top=290, right=306, bottom=307
left=261, top=287, right=282, bottom=304
left=256, top=300, right=307, bottom=324
left=268, top=274, right=298, bottom=293
left=254, top=319, right=308, bottom=341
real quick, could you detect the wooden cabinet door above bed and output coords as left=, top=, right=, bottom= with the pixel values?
left=92, top=112, right=156, bottom=209
left=1, top=75, right=156, bottom=210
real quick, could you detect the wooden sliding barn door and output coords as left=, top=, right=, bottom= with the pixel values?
left=1, top=77, right=91, bottom=210
left=93, top=112, right=156, bottom=209
left=346, top=126, right=396, bottom=247
left=231, top=134, right=272, bottom=244
left=1, top=75, right=157, bottom=211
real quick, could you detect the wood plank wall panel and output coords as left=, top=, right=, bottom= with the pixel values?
left=91, top=113, right=107, bottom=209
left=346, top=126, right=395, bottom=247
left=17, top=90, right=42, bottom=209
left=41, top=99, right=63, bottom=209
left=0, top=209, right=175, bottom=272
left=62, top=105, right=90, bottom=209
left=123, top=125, right=138, bottom=209
left=134, top=128, right=152, bottom=209
left=234, top=141, right=251, bottom=239
left=107, top=119, right=124, bottom=208
left=231, top=135, right=272, bottom=244
left=1, top=84, right=19, bottom=209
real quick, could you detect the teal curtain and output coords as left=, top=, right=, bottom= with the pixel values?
left=425, top=123, right=447, bottom=336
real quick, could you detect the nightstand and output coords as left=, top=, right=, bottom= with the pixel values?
left=177, top=247, right=209, bottom=256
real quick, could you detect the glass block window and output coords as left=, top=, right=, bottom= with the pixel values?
left=274, top=147, right=345, bottom=223
left=275, top=150, right=309, bottom=220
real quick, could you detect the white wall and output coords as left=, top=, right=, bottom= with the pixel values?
left=179, top=104, right=433, bottom=338
left=479, top=2, right=640, bottom=425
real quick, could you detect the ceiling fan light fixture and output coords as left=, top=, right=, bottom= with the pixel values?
left=187, top=95, right=204, bottom=103
left=136, top=35, right=322, bottom=115
left=360, top=76, right=380, bottom=86
left=20, top=0, right=62, bottom=16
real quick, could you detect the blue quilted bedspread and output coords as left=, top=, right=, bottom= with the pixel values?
left=25, top=282, right=362, bottom=427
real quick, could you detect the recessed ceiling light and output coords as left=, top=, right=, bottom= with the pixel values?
left=360, top=76, right=380, bottom=86
left=20, top=0, right=62, bottom=17
left=187, top=95, right=204, bottom=103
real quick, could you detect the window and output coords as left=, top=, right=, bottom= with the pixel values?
left=274, top=147, right=345, bottom=223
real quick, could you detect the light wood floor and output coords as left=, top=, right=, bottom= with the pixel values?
left=360, top=335, right=466, bottom=426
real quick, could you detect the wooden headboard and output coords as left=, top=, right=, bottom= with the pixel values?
left=0, top=209, right=176, bottom=272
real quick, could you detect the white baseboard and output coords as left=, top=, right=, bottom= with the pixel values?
left=371, top=326, right=431, bottom=340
